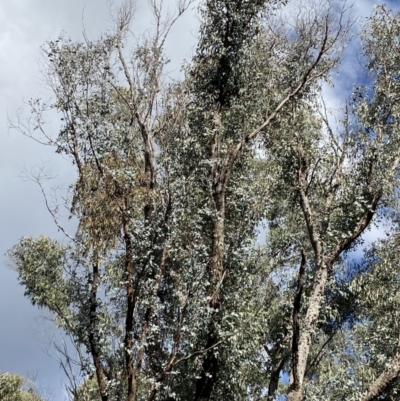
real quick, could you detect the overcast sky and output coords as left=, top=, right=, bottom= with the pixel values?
left=0, top=0, right=398, bottom=400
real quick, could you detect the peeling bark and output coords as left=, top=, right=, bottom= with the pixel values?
left=290, top=250, right=307, bottom=393
left=288, top=265, right=328, bottom=401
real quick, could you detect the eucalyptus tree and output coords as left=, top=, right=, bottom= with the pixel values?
left=0, top=373, right=45, bottom=401
left=286, top=6, right=400, bottom=400
left=9, top=0, right=400, bottom=401
left=182, top=0, right=351, bottom=399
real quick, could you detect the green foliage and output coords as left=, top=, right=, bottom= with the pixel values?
left=0, top=373, right=44, bottom=401
left=73, top=377, right=102, bottom=401
left=10, top=236, right=70, bottom=311
left=9, top=1, right=400, bottom=401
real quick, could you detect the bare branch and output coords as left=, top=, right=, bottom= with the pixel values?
left=21, top=166, right=80, bottom=245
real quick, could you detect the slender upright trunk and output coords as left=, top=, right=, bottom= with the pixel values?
left=195, top=192, right=225, bottom=400
left=123, top=215, right=137, bottom=401
left=194, top=327, right=220, bottom=401
left=194, top=122, right=226, bottom=400
left=287, top=265, right=328, bottom=401
left=268, top=356, right=285, bottom=400
left=90, top=263, right=108, bottom=401
left=125, top=126, right=156, bottom=401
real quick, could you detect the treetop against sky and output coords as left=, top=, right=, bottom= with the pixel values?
left=2, top=1, right=400, bottom=401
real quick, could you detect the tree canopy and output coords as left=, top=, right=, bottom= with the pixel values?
left=8, top=0, right=400, bottom=400
left=0, top=373, right=45, bottom=401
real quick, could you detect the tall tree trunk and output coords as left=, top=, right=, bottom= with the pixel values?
left=194, top=188, right=225, bottom=400
left=268, top=356, right=285, bottom=400
left=194, top=328, right=220, bottom=401
left=287, top=266, right=328, bottom=401
left=90, top=263, right=108, bottom=401
left=123, top=215, right=137, bottom=401
left=194, top=110, right=227, bottom=399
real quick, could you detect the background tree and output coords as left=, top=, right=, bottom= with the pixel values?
left=0, top=372, right=46, bottom=401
